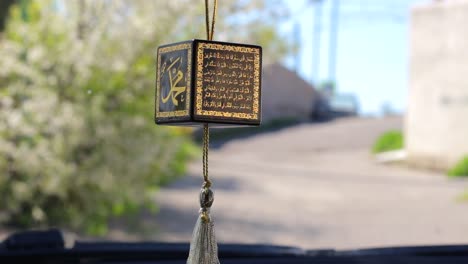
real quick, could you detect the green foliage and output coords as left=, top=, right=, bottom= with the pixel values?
left=372, top=130, right=404, bottom=154
left=0, top=0, right=17, bottom=32
left=0, top=1, right=196, bottom=235
left=318, top=80, right=336, bottom=91
left=456, top=191, right=468, bottom=202
left=0, top=0, right=293, bottom=235
left=448, top=156, right=468, bottom=178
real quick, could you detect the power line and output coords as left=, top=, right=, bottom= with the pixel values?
left=328, top=0, right=339, bottom=83
left=312, top=0, right=323, bottom=82
left=291, top=0, right=413, bottom=85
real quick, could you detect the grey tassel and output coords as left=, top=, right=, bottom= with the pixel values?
left=187, top=184, right=220, bottom=264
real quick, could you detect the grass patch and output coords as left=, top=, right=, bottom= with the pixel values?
left=456, top=191, right=468, bottom=202
left=372, top=130, right=404, bottom=154
left=448, top=156, right=468, bottom=178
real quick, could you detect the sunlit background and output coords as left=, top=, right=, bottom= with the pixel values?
left=1, top=0, right=468, bottom=250
left=282, top=0, right=429, bottom=115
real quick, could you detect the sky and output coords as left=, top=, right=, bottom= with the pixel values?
left=282, top=0, right=429, bottom=115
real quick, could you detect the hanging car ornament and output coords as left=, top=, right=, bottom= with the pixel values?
left=154, top=1, right=262, bottom=263
left=155, top=40, right=262, bottom=126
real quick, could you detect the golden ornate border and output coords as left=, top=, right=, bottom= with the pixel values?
left=155, top=43, right=192, bottom=118
left=195, top=42, right=260, bottom=120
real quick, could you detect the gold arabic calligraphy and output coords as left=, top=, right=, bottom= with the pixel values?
left=200, top=49, right=256, bottom=112
left=161, top=57, right=186, bottom=106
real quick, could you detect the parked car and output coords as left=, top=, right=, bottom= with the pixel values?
left=311, top=93, right=359, bottom=120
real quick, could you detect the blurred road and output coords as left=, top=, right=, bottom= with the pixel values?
left=152, top=116, right=468, bottom=250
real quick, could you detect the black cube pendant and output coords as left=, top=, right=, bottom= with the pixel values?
left=155, top=39, right=262, bottom=126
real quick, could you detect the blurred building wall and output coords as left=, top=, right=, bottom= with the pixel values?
left=406, top=0, right=468, bottom=169
left=262, top=63, right=318, bottom=122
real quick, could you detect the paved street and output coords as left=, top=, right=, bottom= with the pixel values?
left=153, top=116, right=468, bottom=250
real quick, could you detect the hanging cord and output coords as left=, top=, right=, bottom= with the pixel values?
left=202, top=124, right=211, bottom=188
left=205, top=0, right=210, bottom=40
left=202, top=0, right=217, bottom=188
left=204, top=0, right=217, bottom=41
left=186, top=2, right=220, bottom=263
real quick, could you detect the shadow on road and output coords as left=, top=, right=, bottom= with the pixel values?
left=193, top=118, right=329, bottom=149
left=152, top=203, right=323, bottom=243
left=163, top=173, right=241, bottom=191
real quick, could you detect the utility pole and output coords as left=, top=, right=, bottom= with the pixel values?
left=312, top=0, right=323, bottom=84
left=294, top=22, right=301, bottom=73
left=328, top=0, right=340, bottom=87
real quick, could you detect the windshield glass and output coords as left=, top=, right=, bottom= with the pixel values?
left=1, top=0, right=467, bottom=251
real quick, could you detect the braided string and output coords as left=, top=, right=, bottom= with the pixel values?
left=202, top=0, right=217, bottom=187
left=202, top=124, right=210, bottom=187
